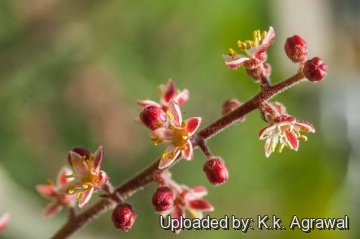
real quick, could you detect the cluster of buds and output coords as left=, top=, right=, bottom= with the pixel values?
left=36, top=146, right=109, bottom=218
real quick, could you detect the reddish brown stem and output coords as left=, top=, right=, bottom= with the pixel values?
left=51, top=71, right=305, bottom=239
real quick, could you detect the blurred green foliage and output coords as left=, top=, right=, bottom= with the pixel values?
left=0, top=0, right=354, bottom=238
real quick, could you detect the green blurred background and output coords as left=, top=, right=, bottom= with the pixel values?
left=0, top=0, right=358, bottom=238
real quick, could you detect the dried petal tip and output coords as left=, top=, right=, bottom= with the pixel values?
left=112, top=203, right=136, bottom=232
left=303, top=57, right=328, bottom=82
left=140, top=106, right=168, bottom=130
left=203, top=157, right=229, bottom=186
left=284, top=35, right=308, bottom=63
left=152, top=186, right=174, bottom=212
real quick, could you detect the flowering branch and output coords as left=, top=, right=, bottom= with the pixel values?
left=42, top=27, right=328, bottom=238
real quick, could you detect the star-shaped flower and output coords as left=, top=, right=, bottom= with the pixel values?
left=259, top=115, right=315, bottom=157
left=223, top=27, right=275, bottom=70
left=137, top=79, right=189, bottom=111
left=161, top=186, right=214, bottom=234
left=149, top=100, right=201, bottom=169
left=58, top=146, right=109, bottom=208
left=36, top=166, right=77, bottom=218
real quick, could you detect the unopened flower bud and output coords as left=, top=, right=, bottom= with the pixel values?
left=152, top=186, right=174, bottom=212
left=222, top=99, right=245, bottom=123
left=284, top=35, right=308, bottom=63
left=140, top=106, right=168, bottom=130
left=245, top=63, right=272, bottom=82
left=111, top=203, right=136, bottom=232
left=303, top=57, right=328, bottom=82
left=203, top=157, right=229, bottom=186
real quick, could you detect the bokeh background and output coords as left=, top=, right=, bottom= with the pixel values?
left=0, top=0, right=359, bottom=238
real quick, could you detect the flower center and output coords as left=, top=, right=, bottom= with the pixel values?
left=172, top=127, right=189, bottom=148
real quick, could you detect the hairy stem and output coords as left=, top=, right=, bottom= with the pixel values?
left=51, top=71, right=305, bottom=239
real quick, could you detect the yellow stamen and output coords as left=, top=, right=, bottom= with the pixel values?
left=279, top=132, right=285, bottom=138
left=181, top=122, right=186, bottom=127
left=277, top=143, right=285, bottom=153
left=65, top=174, right=75, bottom=178
left=298, top=135, right=308, bottom=141
left=161, top=151, right=167, bottom=160
left=240, top=42, right=247, bottom=50
left=270, top=140, right=276, bottom=152
left=245, top=40, right=253, bottom=47
left=77, top=191, right=83, bottom=200
left=237, top=40, right=242, bottom=47
left=67, top=184, right=76, bottom=194
left=262, top=31, right=267, bottom=40
left=295, top=130, right=301, bottom=137
left=46, top=179, right=54, bottom=186
left=286, top=141, right=293, bottom=149
left=166, top=111, right=174, bottom=121
left=176, top=89, right=181, bottom=94
left=82, top=183, right=89, bottom=189
left=228, top=48, right=237, bottom=58
left=152, top=137, right=163, bottom=146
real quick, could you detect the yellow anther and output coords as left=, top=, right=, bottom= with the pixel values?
left=157, top=86, right=163, bottom=97
left=85, top=159, right=93, bottom=170
left=300, top=126, right=310, bottom=133
left=152, top=137, right=163, bottom=146
left=77, top=191, right=83, bottom=200
left=65, top=174, right=75, bottom=178
left=279, top=132, right=285, bottom=138
left=161, top=151, right=167, bottom=160
left=67, top=184, right=76, bottom=194
left=245, top=40, right=253, bottom=47
left=295, top=130, right=301, bottom=137
left=71, top=158, right=76, bottom=166
left=82, top=183, right=89, bottom=189
left=182, top=135, right=188, bottom=140
left=228, top=48, right=237, bottom=58
left=277, top=143, right=285, bottom=153
left=181, top=122, right=186, bottom=127
left=270, top=140, right=276, bottom=152
left=253, top=38, right=258, bottom=47
left=166, top=111, right=175, bottom=120
left=298, top=135, right=308, bottom=141
left=240, top=42, right=247, bottom=50
left=286, top=141, right=293, bottom=149
left=176, top=89, right=181, bottom=94
left=261, top=31, right=267, bottom=41
left=237, top=40, right=243, bottom=47
left=289, top=125, right=294, bottom=132
left=46, top=179, right=54, bottom=186
left=253, top=30, right=258, bottom=39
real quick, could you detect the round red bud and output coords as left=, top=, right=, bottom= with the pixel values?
left=303, top=57, right=328, bottom=82
left=152, top=186, right=174, bottom=212
left=284, top=35, right=308, bottom=63
left=111, top=203, right=136, bottom=232
left=203, top=157, right=229, bottom=186
left=140, top=106, right=168, bottom=130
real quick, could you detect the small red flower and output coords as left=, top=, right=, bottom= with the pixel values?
left=149, top=100, right=201, bottom=169
left=36, top=166, right=77, bottom=218
left=223, top=27, right=275, bottom=70
left=58, top=146, right=109, bottom=208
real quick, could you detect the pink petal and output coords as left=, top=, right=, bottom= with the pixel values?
left=258, top=125, right=276, bottom=139
left=137, top=100, right=161, bottom=109
left=57, top=166, right=73, bottom=187
left=295, top=121, right=315, bottom=133
left=93, top=146, right=104, bottom=172
left=78, top=187, right=94, bottom=208
left=171, top=205, right=185, bottom=234
left=36, top=185, right=57, bottom=199
left=188, top=199, right=214, bottom=211
left=285, top=130, right=299, bottom=151
left=191, top=186, right=208, bottom=197
left=162, top=79, right=176, bottom=104
left=0, top=213, right=10, bottom=231
left=167, top=100, right=182, bottom=125
left=94, top=171, right=109, bottom=190
left=149, top=128, right=173, bottom=142
left=173, top=89, right=189, bottom=106
left=43, top=203, right=63, bottom=218
left=264, top=136, right=278, bottom=158
left=69, top=151, right=88, bottom=174
left=184, top=117, right=201, bottom=135
left=158, top=145, right=180, bottom=169
left=181, top=142, right=193, bottom=160
left=223, top=55, right=249, bottom=69
left=262, top=26, right=275, bottom=46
